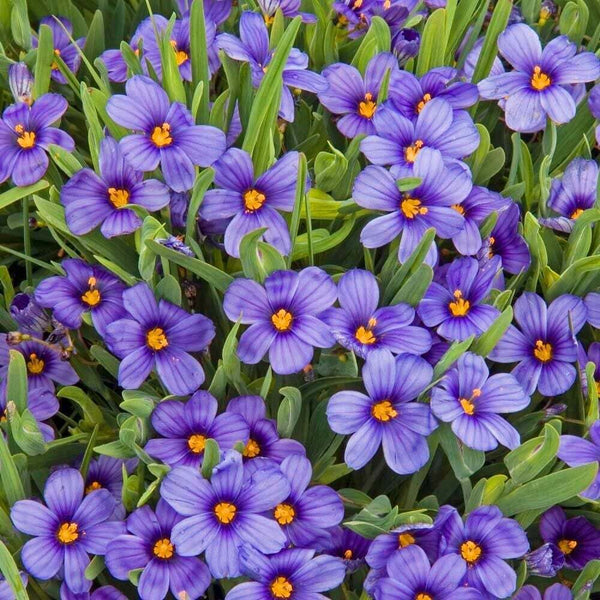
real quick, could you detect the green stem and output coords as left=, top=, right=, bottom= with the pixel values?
left=22, top=198, right=32, bottom=286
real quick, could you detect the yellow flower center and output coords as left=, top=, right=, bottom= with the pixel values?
left=57, top=522, right=79, bottom=545
left=399, top=532, right=415, bottom=547
left=146, top=327, right=169, bottom=351
left=14, top=124, right=36, bottom=149
left=153, top=537, right=175, bottom=559
left=539, top=6, right=552, bottom=23
left=214, top=501, right=237, bottom=524
left=271, top=309, right=293, bottom=331
left=85, top=481, right=102, bottom=494
left=344, top=549, right=354, bottom=559
left=405, top=140, right=424, bottom=163
left=416, top=93, right=432, bottom=114
left=353, top=0, right=363, bottom=7
left=534, top=340, right=553, bottom=363
left=243, top=438, right=261, bottom=458
left=274, top=503, right=296, bottom=525
left=81, top=276, right=101, bottom=307
left=531, top=66, right=551, bottom=91
left=558, top=538, right=578, bottom=555
left=416, top=595, right=433, bottom=600
left=571, top=208, right=584, bottom=220
left=355, top=317, right=377, bottom=344
left=460, top=398, right=475, bottom=415
left=452, top=203, right=465, bottom=215
left=169, top=40, right=189, bottom=66
left=383, top=0, right=391, bottom=8
left=51, top=48, right=61, bottom=70
left=401, top=197, right=428, bottom=219
left=372, top=400, right=397, bottom=422
left=271, top=576, right=293, bottom=599
left=107, top=187, right=130, bottom=208
left=151, top=122, right=173, bottom=147
left=187, top=434, right=206, bottom=454
left=460, top=540, right=482, bottom=564
left=596, top=380, right=600, bottom=395
left=448, top=290, right=470, bottom=317
left=358, top=92, right=377, bottom=119
left=26, top=353, right=44, bottom=374
left=243, top=189, right=266, bottom=213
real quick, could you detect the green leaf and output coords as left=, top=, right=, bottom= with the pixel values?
left=7, top=350, right=27, bottom=413
left=145, top=240, right=233, bottom=293
left=433, top=336, right=474, bottom=380
left=504, top=422, right=560, bottom=484
left=0, top=180, right=49, bottom=211
left=186, top=168, right=214, bottom=242
left=0, top=541, right=28, bottom=600
left=202, top=439, right=220, bottom=478
left=57, top=386, right=105, bottom=428
left=10, top=0, right=30, bottom=49
left=470, top=305, right=513, bottom=357
left=416, top=9, right=448, bottom=75
left=351, top=17, right=391, bottom=73
left=0, top=434, right=26, bottom=505
left=33, top=24, right=53, bottom=99
left=190, top=0, right=211, bottom=122
left=277, top=387, right=302, bottom=438
left=437, top=425, right=485, bottom=479
left=10, top=409, right=46, bottom=456
left=222, top=320, right=245, bottom=393
left=390, top=263, right=433, bottom=307
left=496, top=463, right=598, bottom=516
left=155, top=275, right=182, bottom=305
left=572, top=559, right=600, bottom=599
left=395, top=177, right=422, bottom=192
left=314, top=144, right=348, bottom=193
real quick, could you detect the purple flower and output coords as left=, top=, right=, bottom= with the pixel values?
left=320, top=269, right=431, bottom=358
left=169, top=190, right=188, bottom=228
left=0, top=574, right=27, bottom=600
left=9, top=293, right=51, bottom=335
left=0, top=94, right=74, bottom=187
left=461, top=37, right=504, bottom=82
left=8, top=62, right=33, bottom=105
left=366, top=522, right=440, bottom=572
left=217, top=12, right=327, bottom=122
left=106, top=76, right=226, bottom=192
left=83, top=456, right=135, bottom=519
left=226, top=395, right=306, bottom=462
left=161, top=451, right=291, bottom=578
left=200, top=149, right=300, bottom=257
left=323, top=526, right=371, bottom=572
left=156, top=235, right=194, bottom=256
left=225, top=545, right=345, bottom=600
left=104, top=282, right=215, bottom=395
left=431, top=352, right=530, bottom=451
left=327, top=349, right=436, bottom=474
left=145, top=391, right=249, bottom=468
left=257, top=0, right=317, bottom=23
left=478, top=23, right=600, bottom=132
left=452, top=186, right=508, bottom=256
left=268, top=454, right=344, bottom=547
left=438, top=505, right=529, bottom=598
left=10, top=468, right=125, bottom=593
left=33, top=17, right=85, bottom=84
left=0, top=336, right=78, bottom=391
left=353, top=148, right=470, bottom=266
left=360, top=99, right=479, bottom=172
left=60, top=584, right=127, bottom=600
left=61, top=137, right=171, bottom=238
left=558, top=420, right=600, bottom=500
left=389, top=67, right=478, bottom=121
left=418, top=257, right=500, bottom=341
left=489, top=292, right=587, bottom=396
left=539, top=506, right=600, bottom=570
left=0, top=379, right=59, bottom=442
left=35, top=259, right=126, bottom=336
left=540, top=158, right=599, bottom=233
left=223, top=267, right=336, bottom=375
left=589, top=84, right=600, bottom=146
left=586, top=292, right=600, bottom=328
left=514, top=583, right=572, bottom=600
left=319, top=53, right=398, bottom=137
left=478, top=202, right=530, bottom=276
left=524, top=543, right=565, bottom=577
left=392, top=28, right=420, bottom=64
left=375, top=545, right=479, bottom=600
left=332, top=0, right=376, bottom=38
left=105, top=500, right=210, bottom=600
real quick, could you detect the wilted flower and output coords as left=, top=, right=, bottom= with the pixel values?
left=225, top=545, right=346, bottom=600
left=319, top=53, right=398, bottom=137
left=321, top=269, right=431, bottom=358
left=8, top=62, right=33, bottom=105
left=9, top=293, right=51, bottom=335
left=200, top=149, right=300, bottom=258
left=539, top=506, right=600, bottom=569
left=490, top=292, right=587, bottom=396
left=392, top=28, right=420, bottom=63
left=525, top=543, right=565, bottom=577
left=11, top=468, right=125, bottom=593
left=35, top=259, right=127, bottom=336
left=105, top=500, right=211, bottom=600
left=223, top=267, right=336, bottom=375
left=478, top=24, right=600, bottom=132
left=161, top=451, right=290, bottom=578
left=327, top=349, right=437, bottom=474
left=106, top=76, right=226, bottom=192
left=144, top=390, right=248, bottom=468
left=104, top=282, right=215, bottom=395
left=0, top=94, right=74, bottom=187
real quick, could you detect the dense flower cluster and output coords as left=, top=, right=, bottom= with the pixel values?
left=1, top=0, right=600, bottom=599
